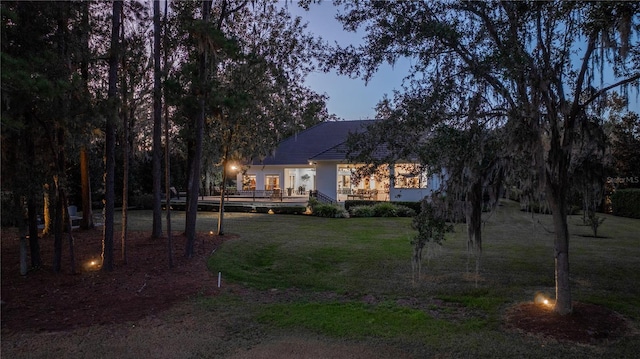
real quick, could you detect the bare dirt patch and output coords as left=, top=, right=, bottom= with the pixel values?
left=1, top=227, right=228, bottom=333
left=504, top=302, right=631, bottom=345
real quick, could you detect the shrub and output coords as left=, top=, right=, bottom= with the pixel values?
left=392, top=201, right=421, bottom=213
left=307, top=197, right=320, bottom=211
left=271, top=206, right=307, bottom=215
left=349, top=205, right=375, bottom=217
left=611, top=189, right=640, bottom=219
left=585, top=210, right=606, bottom=237
left=373, top=202, right=398, bottom=217
left=344, top=200, right=378, bottom=211
left=344, top=200, right=420, bottom=213
left=395, top=205, right=416, bottom=217
left=312, top=203, right=349, bottom=218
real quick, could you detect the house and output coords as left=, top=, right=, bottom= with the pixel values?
left=235, top=120, right=442, bottom=202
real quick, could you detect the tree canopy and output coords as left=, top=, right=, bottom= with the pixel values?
left=329, top=0, right=640, bottom=315
left=1, top=0, right=333, bottom=268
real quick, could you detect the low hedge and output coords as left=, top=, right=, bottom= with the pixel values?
left=270, top=206, right=307, bottom=215
left=344, top=200, right=421, bottom=213
left=611, top=189, right=640, bottom=219
left=349, top=205, right=376, bottom=217
left=349, top=203, right=416, bottom=218
left=312, top=203, right=349, bottom=218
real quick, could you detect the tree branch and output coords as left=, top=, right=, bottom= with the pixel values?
left=581, top=73, right=640, bottom=108
left=571, top=32, right=598, bottom=114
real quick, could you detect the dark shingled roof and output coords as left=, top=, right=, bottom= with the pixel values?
left=254, top=120, right=375, bottom=165
left=310, top=141, right=390, bottom=161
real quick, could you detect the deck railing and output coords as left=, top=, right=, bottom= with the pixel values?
left=309, top=190, right=336, bottom=204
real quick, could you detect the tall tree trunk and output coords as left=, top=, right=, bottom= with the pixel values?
left=27, top=196, right=42, bottom=269
left=16, top=195, right=28, bottom=276
left=162, top=0, right=173, bottom=268
left=25, top=133, right=42, bottom=268
left=103, top=0, right=122, bottom=272
left=79, top=1, right=93, bottom=231
left=53, top=176, right=63, bottom=273
left=152, top=0, right=163, bottom=239
left=466, top=179, right=483, bottom=281
left=217, top=158, right=227, bottom=235
left=121, top=68, right=129, bottom=265
left=80, top=147, right=94, bottom=229
left=185, top=0, right=212, bottom=258
left=547, top=176, right=572, bottom=315
left=43, top=184, right=51, bottom=235
left=121, top=22, right=130, bottom=265
left=52, top=124, right=70, bottom=273
left=52, top=4, right=71, bottom=274
left=60, top=189, right=76, bottom=274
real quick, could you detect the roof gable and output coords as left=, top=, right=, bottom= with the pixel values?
left=255, top=120, right=374, bottom=165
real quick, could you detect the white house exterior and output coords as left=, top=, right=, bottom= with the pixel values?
left=236, top=120, right=442, bottom=203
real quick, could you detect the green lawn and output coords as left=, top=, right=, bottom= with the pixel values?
left=198, top=200, right=640, bottom=358
left=5, top=202, right=639, bottom=358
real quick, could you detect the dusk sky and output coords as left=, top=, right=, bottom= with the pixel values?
left=288, top=2, right=639, bottom=120
left=288, top=2, right=414, bottom=121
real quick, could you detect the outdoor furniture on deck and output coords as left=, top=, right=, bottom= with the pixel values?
left=346, top=189, right=378, bottom=200
left=270, top=188, right=282, bottom=201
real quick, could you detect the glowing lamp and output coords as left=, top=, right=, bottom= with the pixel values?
left=84, top=259, right=101, bottom=271
left=534, top=291, right=553, bottom=307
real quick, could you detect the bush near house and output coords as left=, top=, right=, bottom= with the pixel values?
left=344, top=200, right=421, bottom=213
left=395, top=205, right=417, bottom=217
left=270, top=206, right=307, bottom=215
left=373, top=202, right=399, bottom=217
left=312, top=203, right=349, bottom=218
left=611, top=188, right=640, bottom=219
left=349, top=203, right=416, bottom=218
left=307, top=197, right=348, bottom=218
left=349, top=205, right=376, bottom=217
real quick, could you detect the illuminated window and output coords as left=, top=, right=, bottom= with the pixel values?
left=394, top=164, right=428, bottom=189
left=265, top=175, right=280, bottom=190
left=242, top=175, right=256, bottom=190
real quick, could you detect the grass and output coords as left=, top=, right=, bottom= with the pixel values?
left=257, top=301, right=459, bottom=340
left=7, top=200, right=639, bottom=358
left=201, top=199, right=640, bottom=357
left=204, top=214, right=413, bottom=292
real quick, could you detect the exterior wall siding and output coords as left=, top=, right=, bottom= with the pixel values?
left=240, top=162, right=444, bottom=203
left=315, top=162, right=337, bottom=199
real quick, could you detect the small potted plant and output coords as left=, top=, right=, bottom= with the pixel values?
left=300, top=174, right=310, bottom=194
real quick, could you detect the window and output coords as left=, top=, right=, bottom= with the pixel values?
left=394, top=164, right=428, bottom=189
left=242, top=175, right=256, bottom=190
left=265, top=175, right=280, bottom=190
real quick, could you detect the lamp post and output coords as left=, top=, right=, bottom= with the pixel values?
left=217, top=161, right=237, bottom=235
left=217, top=160, right=227, bottom=235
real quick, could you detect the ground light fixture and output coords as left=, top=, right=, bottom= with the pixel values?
left=84, top=259, right=101, bottom=271
left=534, top=291, right=554, bottom=308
